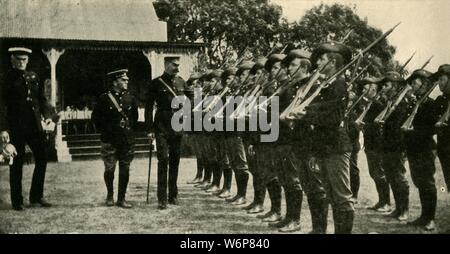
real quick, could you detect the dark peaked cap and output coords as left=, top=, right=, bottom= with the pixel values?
left=107, top=69, right=128, bottom=79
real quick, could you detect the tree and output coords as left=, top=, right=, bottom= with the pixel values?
left=153, top=0, right=286, bottom=68
left=283, top=3, right=397, bottom=77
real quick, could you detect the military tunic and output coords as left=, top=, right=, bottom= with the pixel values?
left=302, top=76, right=354, bottom=212
left=145, top=72, right=193, bottom=204
left=434, top=95, right=450, bottom=191
left=92, top=89, right=138, bottom=201
left=1, top=69, right=55, bottom=207
left=404, top=98, right=437, bottom=222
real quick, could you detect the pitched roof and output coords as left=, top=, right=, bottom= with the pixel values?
left=0, top=0, right=168, bottom=42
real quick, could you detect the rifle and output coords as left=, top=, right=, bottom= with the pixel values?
left=420, top=55, right=434, bottom=70
left=399, top=51, right=416, bottom=74
left=288, top=22, right=401, bottom=120
left=401, top=81, right=439, bottom=131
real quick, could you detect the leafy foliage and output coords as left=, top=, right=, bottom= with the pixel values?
left=154, top=1, right=399, bottom=75
left=286, top=3, right=397, bottom=76
left=154, top=0, right=286, bottom=68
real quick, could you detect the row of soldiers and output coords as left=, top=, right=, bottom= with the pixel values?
left=184, top=43, right=450, bottom=233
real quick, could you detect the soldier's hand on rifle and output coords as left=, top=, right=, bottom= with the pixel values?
left=1, top=131, right=10, bottom=144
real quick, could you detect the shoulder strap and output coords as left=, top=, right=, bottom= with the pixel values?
left=158, top=77, right=178, bottom=98
left=107, top=92, right=127, bottom=118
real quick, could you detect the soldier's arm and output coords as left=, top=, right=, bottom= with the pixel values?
left=131, top=96, right=139, bottom=130
left=145, top=80, right=157, bottom=133
left=92, top=96, right=107, bottom=134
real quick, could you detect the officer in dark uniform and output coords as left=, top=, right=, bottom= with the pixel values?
left=433, top=64, right=450, bottom=195
left=145, top=57, right=193, bottom=209
left=0, top=47, right=56, bottom=211
left=92, top=69, right=138, bottom=208
left=402, top=69, right=436, bottom=231
left=300, top=43, right=355, bottom=234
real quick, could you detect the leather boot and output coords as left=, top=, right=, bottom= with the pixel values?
left=291, top=189, right=303, bottom=222
left=118, top=168, right=129, bottom=203
left=368, top=180, right=384, bottom=209
left=222, top=167, right=233, bottom=191
left=267, top=179, right=282, bottom=216
left=380, top=179, right=391, bottom=205
left=188, top=160, right=204, bottom=184
left=334, top=210, right=354, bottom=234
left=211, top=162, right=223, bottom=189
left=237, top=171, right=249, bottom=198
left=104, top=171, right=114, bottom=206
left=309, top=198, right=328, bottom=234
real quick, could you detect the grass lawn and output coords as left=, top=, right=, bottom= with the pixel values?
left=1, top=152, right=450, bottom=234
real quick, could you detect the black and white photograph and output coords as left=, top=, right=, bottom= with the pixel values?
left=1, top=0, right=450, bottom=236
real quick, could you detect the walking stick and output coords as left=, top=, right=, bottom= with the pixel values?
left=146, top=135, right=154, bottom=204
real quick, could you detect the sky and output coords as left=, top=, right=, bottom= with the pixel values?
left=271, top=0, right=450, bottom=73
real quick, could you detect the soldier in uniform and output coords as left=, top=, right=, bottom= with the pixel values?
left=378, top=72, right=410, bottom=221
left=207, top=68, right=235, bottom=196
left=0, top=47, right=57, bottom=211
left=299, top=43, right=355, bottom=233
left=356, top=77, right=392, bottom=212
left=145, top=57, right=194, bottom=209
left=203, top=69, right=229, bottom=194
left=252, top=54, right=286, bottom=222
left=92, top=69, right=138, bottom=208
left=433, top=64, right=450, bottom=195
left=346, top=82, right=362, bottom=203
left=402, top=69, right=436, bottom=230
left=193, top=71, right=217, bottom=189
left=285, top=51, right=329, bottom=234
left=274, top=49, right=313, bottom=232
left=186, top=72, right=205, bottom=184
left=196, top=70, right=223, bottom=191
left=242, top=57, right=268, bottom=214
left=223, top=61, right=253, bottom=206
left=228, top=61, right=254, bottom=204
